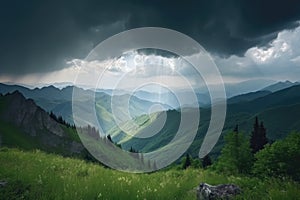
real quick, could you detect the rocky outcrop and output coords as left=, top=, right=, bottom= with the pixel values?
left=0, top=91, right=84, bottom=156
left=197, top=183, right=241, bottom=200
left=0, top=180, right=7, bottom=187
left=1, top=91, right=64, bottom=137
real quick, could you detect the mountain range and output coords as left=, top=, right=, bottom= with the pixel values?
left=107, top=82, right=300, bottom=158
left=0, top=80, right=300, bottom=159
left=261, top=80, right=300, bottom=92
left=0, top=83, right=172, bottom=130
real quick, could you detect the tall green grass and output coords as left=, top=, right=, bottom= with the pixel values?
left=0, top=148, right=299, bottom=200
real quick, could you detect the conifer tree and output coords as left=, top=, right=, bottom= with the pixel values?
left=182, top=153, right=191, bottom=169
left=216, top=126, right=253, bottom=174
left=107, top=134, right=113, bottom=143
left=250, top=117, right=268, bottom=154
left=202, top=155, right=212, bottom=169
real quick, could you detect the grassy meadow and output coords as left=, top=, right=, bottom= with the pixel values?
left=1, top=148, right=300, bottom=200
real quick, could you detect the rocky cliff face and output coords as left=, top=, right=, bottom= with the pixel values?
left=0, top=91, right=84, bottom=155
left=1, top=91, right=64, bottom=137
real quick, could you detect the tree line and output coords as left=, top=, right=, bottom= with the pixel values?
left=213, top=117, right=300, bottom=181
left=181, top=116, right=300, bottom=182
left=48, top=111, right=158, bottom=170
left=49, top=110, right=300, bottom=179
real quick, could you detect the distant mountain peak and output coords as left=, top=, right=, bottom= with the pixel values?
left=7, top=90, right=23, bottom=97
left=261, top=81, right=300, bottom=93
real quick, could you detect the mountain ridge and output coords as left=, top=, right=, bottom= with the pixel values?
left=261, top=80, right=300, bottom=92
left=0, top=91, right=85, bottom=156
left=1, top=81, right=300, bottom=158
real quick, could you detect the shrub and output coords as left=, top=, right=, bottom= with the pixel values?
left=215, top=131, right=253, bottom=174
left=253, top=132, right=300, bottom=181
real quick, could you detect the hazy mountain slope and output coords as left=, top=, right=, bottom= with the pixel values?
left=111, top=85, right=300, bottom=157
left=228, top=91, right=271, bottom=104
left=108, top=110, right=181, bottom=152
left=109, top=108, right=212, bottom=156
left=0, top=83, right=74, bottom=112
left=0, top=92, right=146, bottom=169
left=228, top=85, right=300, bottom=114
left=224, top=79, right=276, bottom=97
left=262, top=80, right=300, bottom=92
left=238, top=103, right=300, bottom=140
left=1, top=83, right=300, bottom=159
left=0, top=83, right=32, bottom=96
left=0, top=84, right=171, bottom=130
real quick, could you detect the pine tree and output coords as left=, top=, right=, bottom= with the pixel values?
left=250, top=117, right=268, bottom=154
left=49, top=111, right=57, bottom=121
left=107, top=134, right=113, bottom=143
left=182, top=153, right=191, bottom=169
left=202, top=155, right=212, bottom=169
left=259, top=122, right=268, bottom=147
left=216, top=129, right=253, bottom=174
left=234, top=124, right=239, bottom=133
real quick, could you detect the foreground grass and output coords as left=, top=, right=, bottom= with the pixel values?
left=0, top=148, right=299, bottom=200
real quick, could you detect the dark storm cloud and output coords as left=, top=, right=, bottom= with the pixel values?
left=128, top=0, right=300, bottom=56
left=1, top=0, right=300, bottom=75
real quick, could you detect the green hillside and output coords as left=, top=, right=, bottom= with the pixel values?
left=109, top=110, right=180, bottom=152
left=0, top=84, right=170, bottom=129
left=0, top=92, right=85, bottom=157
left=1, top=85, right=300, bottom=199
left=227, top=91, right=271, bottom=104
left=238, top=103, right=300, bottom=140
left=1, top=83, right=300, bottom=161
left=0, top=92, right=146, bottom=170
left=0, top=121, right=41, bottom=150
left=1, top=148, right=299, bottom=200
left=228, top=85, right=300, bottom=114
left=108, top=85, right=300, bottom=158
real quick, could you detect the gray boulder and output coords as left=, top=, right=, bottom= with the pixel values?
left=0, top=180, right=7, bottom=187
left=197, top=183, right=241, bottom=200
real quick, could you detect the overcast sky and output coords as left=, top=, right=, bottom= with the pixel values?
left=1, top=0, right=300, bottom=88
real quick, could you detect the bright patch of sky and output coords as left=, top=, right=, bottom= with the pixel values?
left=216, top=22, right=300, bottom=82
